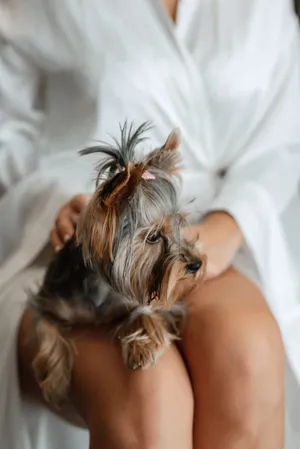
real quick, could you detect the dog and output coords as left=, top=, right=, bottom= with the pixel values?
left=29, top=122, right=205, bottom=405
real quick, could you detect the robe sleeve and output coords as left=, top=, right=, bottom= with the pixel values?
left=208, top=30, right=300, bottom=308
left=0, top=0, right=83, bottom=197
left=0, top=41, right=44, bottom=196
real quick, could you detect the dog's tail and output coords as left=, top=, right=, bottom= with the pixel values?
left=30, top=295, right=96, bottom=405
left=32, top=316, right=74, bottom=405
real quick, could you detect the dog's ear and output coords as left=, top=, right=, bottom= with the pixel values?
left=162, top=128, right=181, bottom=152
left=76, top=162, right=145, bottom=263
left=144, top=128, right=182, bottom=175
left=102, top=162, right=144, bottom=207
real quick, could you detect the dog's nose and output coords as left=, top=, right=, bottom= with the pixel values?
left=186, top=260, right=202, bottom=274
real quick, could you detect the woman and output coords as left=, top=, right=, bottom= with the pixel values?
left=1, top=0, right=300, bottom=448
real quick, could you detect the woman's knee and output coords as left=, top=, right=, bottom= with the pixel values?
left=19, top=309, right=193, bottom=447
left=74, top=336, right=193, bottom=449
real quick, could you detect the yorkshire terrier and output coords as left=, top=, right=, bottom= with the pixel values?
left=29, top=122, right=204, bottom=404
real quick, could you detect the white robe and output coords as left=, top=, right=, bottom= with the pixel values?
left=1, top=0, right=300, bottom=447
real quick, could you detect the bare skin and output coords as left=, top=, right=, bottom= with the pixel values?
left=19, top=203, right=285, bottom=448
left=18, top=266, right=284, bottom=449
left=18, top=309, right=194, bottom=449
left=182, top=267, right=284, bottom=449
left=163, top=0, right=179, bottom=22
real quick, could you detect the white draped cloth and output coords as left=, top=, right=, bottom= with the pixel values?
left=1, top=0, right=300, bottom=447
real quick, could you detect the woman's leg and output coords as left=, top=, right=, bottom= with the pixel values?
left=181, top=266, right=285, bottom=449
left=18, top=309, right=193, bottom=449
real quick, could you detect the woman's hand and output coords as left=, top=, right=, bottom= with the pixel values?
left=50, top=194, right=92, bottom=251
left=184, top=211, right=243, bottom=280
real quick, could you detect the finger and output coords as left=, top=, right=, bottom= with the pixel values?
left=70, top=194, right=92, bottom=213
left=50, top=228, right=63, bottom=252
left=203, top=261, right=221, bottom=281
left=70, top=210, right=83, bottom=225
left=55, top=213, right=76, bottom=243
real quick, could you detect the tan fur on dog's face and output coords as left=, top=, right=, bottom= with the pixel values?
left=129, top=214, right=205, bottom=307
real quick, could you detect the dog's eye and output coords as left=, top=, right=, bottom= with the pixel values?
left=146, top=231, right=163, bottom=244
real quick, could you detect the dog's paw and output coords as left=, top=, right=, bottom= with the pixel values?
left=117, top=305, right=185, bottom=370
left=120, top=311, right=175, bottom=370
left=122, top=336, right=169, bottom=370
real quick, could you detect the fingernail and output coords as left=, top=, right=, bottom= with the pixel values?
left=55, top=246, right=62, bottom=253
left=63, top=234, right=71, bottom=242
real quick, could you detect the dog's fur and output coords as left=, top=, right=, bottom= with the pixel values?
left=30, top=122, right=205, bottom=404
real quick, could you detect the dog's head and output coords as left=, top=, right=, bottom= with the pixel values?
left=77, top=122, right=205, bottom=306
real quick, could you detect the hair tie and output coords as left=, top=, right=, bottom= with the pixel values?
left=142, top=170, right=155, bottom=180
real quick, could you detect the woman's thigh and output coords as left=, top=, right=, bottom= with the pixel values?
left=180, top=266, right=285, bottom=448
left=181, top=266, right=282, bottom=372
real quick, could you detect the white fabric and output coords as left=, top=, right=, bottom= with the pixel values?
left=1, top=0, right=300, bottom=447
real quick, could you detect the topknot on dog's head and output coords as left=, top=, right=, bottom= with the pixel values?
left=80, top=121, right=182, bottom=208
left=77, top=121, right=182, bottom=265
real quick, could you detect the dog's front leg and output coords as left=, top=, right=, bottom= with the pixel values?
left=118, top=304, right=185, bottom=370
